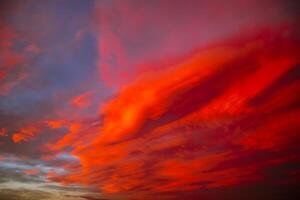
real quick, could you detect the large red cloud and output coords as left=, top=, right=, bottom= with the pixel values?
left=46, top=21, right=300, bottom=199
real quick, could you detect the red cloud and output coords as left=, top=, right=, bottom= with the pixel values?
left=0, top=128, right=8, bottom=137
left=237, top=108, right=300, bottom=151
left=45, top=23, right=299, bottom=199
left=70, top=91, right=94, bottom=109
left=0, top=71, right=28, bottom=95
left=24, top=44, right=42, bottom=54
left=94, top=0, right=294, bottom=89
left=0, top=21, right=30, bottom=95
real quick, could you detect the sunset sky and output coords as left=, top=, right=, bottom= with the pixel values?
left=0, top=0, right=299, bottom=199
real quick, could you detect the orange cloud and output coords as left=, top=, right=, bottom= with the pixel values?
left=45, top=120, right=66, bottom=129
left=23, top=169, right=40, bottom=175
left=49, top=122, right=82, bottom=150
left=46, top=120, right=100, bottom=152
left=12, top=125, right=41, bottom=143
left=95, top=47, right=243, bottom=145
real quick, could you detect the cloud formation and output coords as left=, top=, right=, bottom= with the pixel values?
left=48, top=23, right=299, bottom=199
left=0, top=0, right=299, bottom=200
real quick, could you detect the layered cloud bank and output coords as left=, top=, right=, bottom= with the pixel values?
left=0, top=0, right=299, bottom=200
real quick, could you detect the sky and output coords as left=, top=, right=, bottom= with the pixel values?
left=0, top=0, right=299, bottom=199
